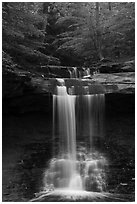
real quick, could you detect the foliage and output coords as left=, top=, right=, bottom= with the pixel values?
left=99, top=2, right=135, bottom=59
left=48, top=2, right=135, bottom=65
left=2, top=2, right=60, bottom=68
left=2, top=2, right=135, bottom=68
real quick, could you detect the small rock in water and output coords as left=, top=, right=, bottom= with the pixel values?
left=120, top=183, right=128, bottom=186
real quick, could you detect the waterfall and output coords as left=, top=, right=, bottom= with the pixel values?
left=48, top=86, right=83, bottom=190
left=69, top=67, right=91, bottom=78
left=43, top=83, right=107, bottom=193
left=56, top=86, right=76, bottom=160
left=76, top=94, right=105, bottom=150
left=87, top=94, right=105, bottom=148
left=69, top=67, right=78, bottom=78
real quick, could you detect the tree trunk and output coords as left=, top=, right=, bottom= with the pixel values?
left=95, top=2, right=104, bottom=60
left=108, top=3, right=112, bottom=11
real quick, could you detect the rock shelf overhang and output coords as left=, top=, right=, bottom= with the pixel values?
left=31, top=72, right=135, bottom=95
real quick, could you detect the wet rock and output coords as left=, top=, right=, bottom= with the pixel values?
left=98, top=60, right=135, bottom=73
left=2, top=64, right=135, bottom=115
left=85, top=174, right=102, bottom=192
left=99, top=62, right=121, bottom=73
left=121, top=60, right=135, bottom=72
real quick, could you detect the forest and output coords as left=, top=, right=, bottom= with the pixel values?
left=3, top=2, right=135, bottom=70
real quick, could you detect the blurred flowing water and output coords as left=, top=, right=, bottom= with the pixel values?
left=42, top=85, right=107, bottom=195
left=2, top=90, right=134, bottom=201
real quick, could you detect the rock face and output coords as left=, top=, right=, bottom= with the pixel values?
left=3, top=69, right=32, bottom=98
left=98, top=60, right=135, bottom=73
left=49, top=72, right=135, bottom=95
left=2, top=65, right=135, bottom=114
left=91, top=72, right=135, bottom=94
left=3, top=67, right=135, bottom=98
left=2, top=68, right=52, bottom=114
left=29, top=60, right=135, bottom=79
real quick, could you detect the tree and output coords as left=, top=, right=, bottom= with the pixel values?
left=2, top=2, right=60, bottom=69
left=2, top=3, right=135, bottom=68
left=50, top=2, right=135, bottom=65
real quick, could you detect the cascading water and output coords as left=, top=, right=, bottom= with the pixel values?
left=69, top=67, right=91, bottom=78
left=44, top=86, right=83, bottom=191
left=43, top=82, right=107, bottom=194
